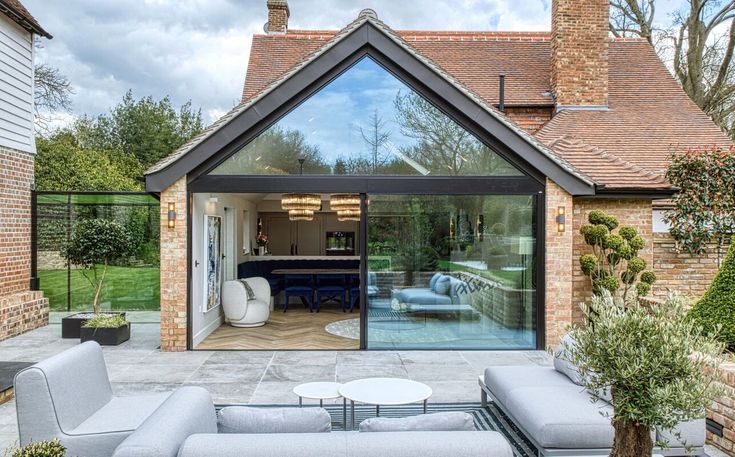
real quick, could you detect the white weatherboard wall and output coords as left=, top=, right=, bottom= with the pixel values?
left=0, top=15, right=35, bottom=153
left=191, top=193, right=257, bottom=345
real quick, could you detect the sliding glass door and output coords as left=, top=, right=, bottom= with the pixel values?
left=365, top=194, right=537, bottom=349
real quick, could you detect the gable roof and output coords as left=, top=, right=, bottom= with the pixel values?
left=0, top=0, right=51, bottom=38
left=242, top=28, right=731, bottom=190
left=145, top=11, right=594, bottom=195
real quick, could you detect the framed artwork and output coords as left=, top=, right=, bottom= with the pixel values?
left=204, top=215, right=222, bottom=312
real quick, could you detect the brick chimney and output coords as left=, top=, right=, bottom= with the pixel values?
left=265, top=0, right=289, bottom=34
left=550, top=0, right=609, bottom=108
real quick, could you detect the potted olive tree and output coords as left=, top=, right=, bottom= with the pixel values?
left=565, top=291, right=725, bottom=457
left=61, top=219, right=132, bottom=345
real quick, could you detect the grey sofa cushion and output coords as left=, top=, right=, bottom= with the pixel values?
left=504, top=384, right=615, bottom=448
left=656, top=418, right=705, bottom=448
left=398, top=288, right=453, bottom=305
left=553, top=334, right=584, bottom=385
left=217, top=407, right=331, bottom=434
left=359, top=412, right=475, bottom=432
left=72, top=393, right=170, bottom=435
left=112, top=386, right=216, bottom=457
left=428, top=272, right=444, bottom=290
left=178, top=431, right=513, bottom=457
left=484, top=366, right=571, bottom=406
left=433, top=276, right=451, bottom=295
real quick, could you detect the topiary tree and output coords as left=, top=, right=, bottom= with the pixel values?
left=579, top=210, right=656, bottom=302
left=64, top=219, right=132, bottom=314
left=689, top=236, right=735, bottom=350
left=566, top=291, right=725, bottom=457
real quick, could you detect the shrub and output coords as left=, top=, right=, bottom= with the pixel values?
left=578, top=210, right=656, bottom=302
left=11, top=439, right=66, bottom=457
left=83, top=314, right=128, bottom=329
left=689, top=237, right=735, bottom=350
left=566, top=291, right=725, bottom=457
left=63, top=219, right=133, bottom=314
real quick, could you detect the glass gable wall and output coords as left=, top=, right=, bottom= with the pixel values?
left=209, top=57, right=523, bottom=177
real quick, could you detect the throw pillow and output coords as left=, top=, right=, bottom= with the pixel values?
left=433, top=276, right=451, bottom=295
left=217, top=407, right=331, bottom=434
left=359, top=412, right=475, bottom=432
left=428, top=272, right=444, bottom=290
left=239, top=280, right=256, bottom=300
left=553, top=334, right=584, bottom=385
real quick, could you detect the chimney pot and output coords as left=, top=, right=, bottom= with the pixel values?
left=550, top=0, right=609, bottom=108
left=266, top=0, right=289, bottom=34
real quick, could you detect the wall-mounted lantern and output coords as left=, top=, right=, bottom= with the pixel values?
left=167, top=202, right=176, bottom=229
left=556, top=206, right=566, bottom=233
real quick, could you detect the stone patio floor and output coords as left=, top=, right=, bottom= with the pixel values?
left=0, top=323, right=727, bottom=457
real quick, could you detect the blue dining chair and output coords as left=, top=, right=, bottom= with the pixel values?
left=348, top=274, right=360, bottom=313
left=283, top=274, right=314, bottom=312
left=314, top=274, right=347, bottom=313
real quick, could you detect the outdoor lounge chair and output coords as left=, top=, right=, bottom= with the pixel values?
left=478, top=337, right=706, bottom=457
left=222, top=277, right=271, bottom=327
left=14, top=341, right=215, bottom=457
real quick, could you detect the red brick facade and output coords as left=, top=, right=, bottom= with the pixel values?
left=571, top=198, right=653, bottom=323
left=159, top=177, right=188, bottom=352
left=550, top=0, right=609, bottom=106
left=544, top=179, right=574, bottom=347
left=0, top=146, right=48, bottom=342
left=709, top=362, right=735, bottom=454
left=504, top=107, right=553, bottom=134
left=266, top=0, right=289, bottom=34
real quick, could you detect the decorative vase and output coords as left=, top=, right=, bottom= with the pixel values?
left=257, top=246, right=266, bottom=256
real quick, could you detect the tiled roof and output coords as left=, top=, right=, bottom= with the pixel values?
left=545, top=135, right=669, bottom=191
left=0, top=0, right=51, bottom=38
left=242, top=28, right=731, bottom=189
left=147, top=12, right=592, bottom=191
left=244, top=30, right=555, bottom=106
left=536, top=40, right=730, bottom=176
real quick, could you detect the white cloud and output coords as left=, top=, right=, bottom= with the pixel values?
left=27, top=0, right=686, bottom=127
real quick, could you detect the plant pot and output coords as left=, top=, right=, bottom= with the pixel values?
left=61, top=312, right=127, bottom=339
left=80, top=323, right=131, bottom=346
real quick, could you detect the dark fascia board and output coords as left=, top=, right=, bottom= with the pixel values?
left=0, top=1, right=52, bottom=38
left=146, top=21, right=594, bottom=196
left=591, top=187, right=676, bottom=200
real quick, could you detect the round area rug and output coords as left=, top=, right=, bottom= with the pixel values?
left=325, top=318, right=360, bottom=340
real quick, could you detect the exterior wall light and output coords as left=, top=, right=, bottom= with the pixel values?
left=556, top=206, right=566, bottom=233
left=167, top=202, right=176, bottom=229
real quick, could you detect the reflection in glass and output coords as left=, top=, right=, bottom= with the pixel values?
left=210, top=57, right=522, bottom=177
left=366, top=195, right=537, bottom=349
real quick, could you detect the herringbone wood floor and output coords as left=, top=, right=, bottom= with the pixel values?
left=196, top=306, right=359, bottom=350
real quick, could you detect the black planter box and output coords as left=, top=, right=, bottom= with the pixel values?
left=61, top=312, right=127, bottom=339
left=80, top=323, right=131, bottom=346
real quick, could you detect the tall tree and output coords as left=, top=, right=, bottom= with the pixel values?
left=75, top=90, right=204, bottom=168
left=359, top=110, right=392, bottom=172
left=610, top=1, right=735, bottom=136
left=33, top=63, right=73, bottom=133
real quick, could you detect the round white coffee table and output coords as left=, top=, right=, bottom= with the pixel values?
left=339, top=378, right=433, bottom=430
left=293, top=382, right=346, bottom=425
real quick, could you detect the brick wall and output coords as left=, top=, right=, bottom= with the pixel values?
left=550, top=0, right=609, bottom=106
left=708, top=362, right=735, bottom=454
left=545, top=179, right=574, bottom=347
left=652, top=233, right=728, bottom=300
left=504, top=107, right=553, bottom=134
left=160, top=176, right=188, bottom=352
left=266, top=0, right=289, bottom=34
left=572, top=198, right=653, bottom=323
left=0, top=146, right=48, bottom=341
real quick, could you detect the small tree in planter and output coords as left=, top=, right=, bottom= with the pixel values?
left=566, top=292, right=725, bottom=457
left=63, top=219, right=133, bottom=344
left=579, top=210, right=656, bottom=302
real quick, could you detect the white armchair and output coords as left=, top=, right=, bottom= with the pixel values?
left=222, top=277, right=271, bottom=327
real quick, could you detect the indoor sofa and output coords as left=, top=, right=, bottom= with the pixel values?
left=478, top=336, right=706, bottom=457
left=392, top=272, right=472, bottom=312
left=14, top=342, right=214, bottom=457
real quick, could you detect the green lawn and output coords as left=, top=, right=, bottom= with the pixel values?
left=39, top=265, right=160, bottom=312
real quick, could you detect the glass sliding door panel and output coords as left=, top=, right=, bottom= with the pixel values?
left=366, top=194, right=537, bottom=349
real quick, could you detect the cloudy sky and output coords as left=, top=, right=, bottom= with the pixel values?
left=27, top=0, right=686, bottom=126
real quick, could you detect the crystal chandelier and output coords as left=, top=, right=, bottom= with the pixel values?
left=288, top=209, right=314, bottom=221
left=281, top=193, right=321, bottom=211
left=329, top=194, right=361, bottom=211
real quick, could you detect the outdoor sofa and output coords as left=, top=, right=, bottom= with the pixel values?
left=14, top=341, right=212, bottom=457
left=478, top=335, right=706, bottom=457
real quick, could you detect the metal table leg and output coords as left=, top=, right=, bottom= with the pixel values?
left=298, top=396, right=302, bottom=408
left=343, top=398, right=347, bottom=430
left=319, top=399, right=323, bottom=408
left=423, top=399, right=427, bottom=414
left=376, top=405, right=380, bottom=417
left=350, top=400, right=355, bottom=431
